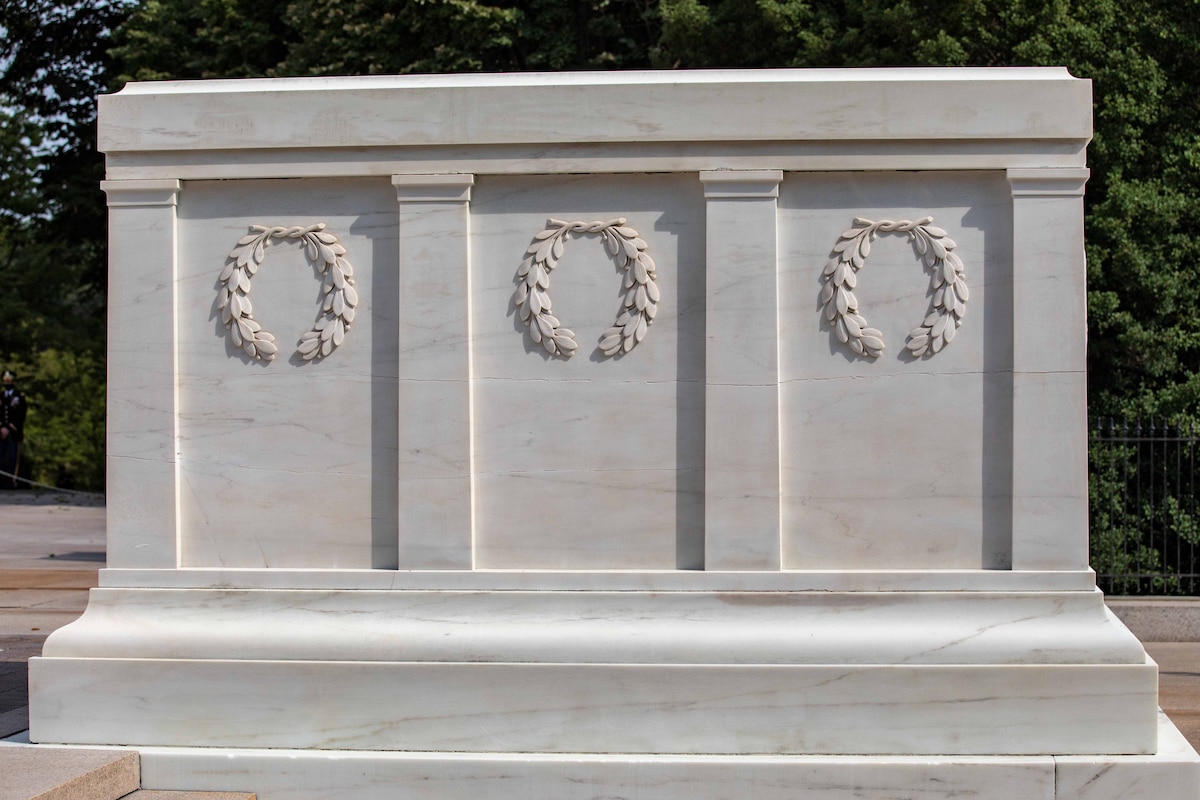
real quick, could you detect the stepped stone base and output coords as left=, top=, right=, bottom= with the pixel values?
left=0, top=744, right=255, bottom=800
left=28, top=587, right=1162, bottom=757
left=123, top=712, right=1197, bottom=800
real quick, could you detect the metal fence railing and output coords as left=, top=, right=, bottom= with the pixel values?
left=1090, top=417, right=1200, bottom=595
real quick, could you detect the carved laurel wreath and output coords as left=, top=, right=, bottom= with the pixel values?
left=515, top=218, right=659, bottom=358
left=821, top=216, right=969, bottom=359
left=219, top=224, right=359, bottom=361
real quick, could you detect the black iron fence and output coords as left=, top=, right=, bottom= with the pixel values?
left=1090, top=418, right=1200, bottom=595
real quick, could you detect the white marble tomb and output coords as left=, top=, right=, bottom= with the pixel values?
left=27, top=68, right=1200, bottom=799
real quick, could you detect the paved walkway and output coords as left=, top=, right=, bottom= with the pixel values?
left=1, top=489, right=1199, bottom=751
left=0, top=491, right=104, bottom=736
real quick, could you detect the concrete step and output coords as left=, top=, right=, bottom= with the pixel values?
left=121, top=793, right=255, bottom=799
left=0, top=746, right=255, bottom=800
left=1109, top=597, right=1200, bottom=642
left=0, top=747, right=137, bottom=800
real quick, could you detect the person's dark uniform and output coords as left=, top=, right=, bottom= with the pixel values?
left=0, top=370, right=26, bottom=488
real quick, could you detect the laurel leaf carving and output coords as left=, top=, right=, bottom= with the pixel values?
left=820, top=216, right=968, bottom=360
left=219, top=223, right=359, bottom=362
left=513, top=217, right=658, bottom=359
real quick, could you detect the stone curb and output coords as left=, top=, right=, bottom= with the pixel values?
left=1109, top=597, right=1200, bottom=642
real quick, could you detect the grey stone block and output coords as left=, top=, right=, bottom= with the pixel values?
left=0, top=747, right=137, bottom=800
left=1109, top=598, right=1200, bottom=642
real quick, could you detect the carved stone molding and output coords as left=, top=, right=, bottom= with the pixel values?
left=515, top=218, right=660, bottom=358
left=821, top=216, right=968, bottom=359
left=219, top=223, right=359, bottom=361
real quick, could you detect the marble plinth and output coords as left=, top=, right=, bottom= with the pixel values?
left=29, top=713, right=1180, bottom=800
left=27, top=68, right=1200, bottom=799
left=32, top=587, right=1154, bottom=755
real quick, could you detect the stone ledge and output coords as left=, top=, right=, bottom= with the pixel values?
left=123, top=792, right=255, bottom=799
left=1108, top=598, right=1200, bottom=642
left=127, top=712, right=1199, bottom=800
left=0, top=747, right=137, bottom=800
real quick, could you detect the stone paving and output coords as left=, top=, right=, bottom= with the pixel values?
left=0, top=492, right=104, bottom=738
left=1, top=489, right=1199, bottom=752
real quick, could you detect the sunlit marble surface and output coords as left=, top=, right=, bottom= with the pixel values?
left=27, top=68, right=1198, bottom=800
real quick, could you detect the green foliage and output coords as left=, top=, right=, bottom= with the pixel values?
left=0, top=108, right=46, bottom=225
left=0, top=350, right=107, bottom=491
left=0, top=0, right=127, bottom=491
left=278, top=0, right=525, bottom=75
left=110, top=0, right=290, bottom=80
left=1089, top=419, right=1200, bottom=595
left=112, top=0, right=660, bottom=81
left=6, top=0, right=1200, bottom=506
left=1089, top=434, right=1172, bottom=594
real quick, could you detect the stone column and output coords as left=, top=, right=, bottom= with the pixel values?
left=1007, top=168, right=1090, bottom=570
left=393, top=175, right=476, bottom=568
left=700, top=170, right=783, bottom=570
left=101, top=179, right=183, bottom=568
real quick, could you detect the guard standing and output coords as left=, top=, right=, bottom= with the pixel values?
left=0, top=370, right=26, bottom=488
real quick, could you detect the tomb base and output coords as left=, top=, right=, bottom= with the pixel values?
left=28, top=574, right=1191, bottom=795
left=53, top=713, right=1194, bottom=800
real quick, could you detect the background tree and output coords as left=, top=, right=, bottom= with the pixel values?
left=6, top=0, right=1200, bottom=502
left=112, top=0, right=660, bottom=79
left=0, top=0, right=124, bottom=490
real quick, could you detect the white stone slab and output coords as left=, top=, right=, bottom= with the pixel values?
left=1055, top=711, right=1200, bottom=798
left=132, top=746, right=1055, bottom=800
left=467, top=174, right=705, bottom=569
left=112, top=713, right=1200, bottom=800
left=29, top=656, right=1156, bottom=755
left=32, top=588, right=1157, bottom=757
left=97, top=69, right=1092, bottom=153
left=701, top=171, right=783, bottom=570
left=98, top=567, right=1101, bottom=592
left=393, top=175, right=474, bottom=569
left=102, top=180, right=181, bottom=569
left=778, top=170, right=1013, bottom=569
left=1008, top=168, right=1091, bottom=570
left=40, top=589, right=1146, bottom=665
left=103, top=141, right=1092, bottom=182
left=173, top=178, right=398, bottom=569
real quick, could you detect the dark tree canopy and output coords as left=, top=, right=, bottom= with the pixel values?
left=0, top=1, right=123, bottom=489
left=111, top=0, right=661, bottom=80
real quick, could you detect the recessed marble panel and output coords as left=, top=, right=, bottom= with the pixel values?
left=778, top=171, right=1013, bottom=569
left=468, top=174, right=705, bottom=569
left=175, top=178, right=399, bottom=568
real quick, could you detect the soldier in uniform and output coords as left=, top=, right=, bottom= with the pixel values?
left=0, top=370, right=26, bottom=488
